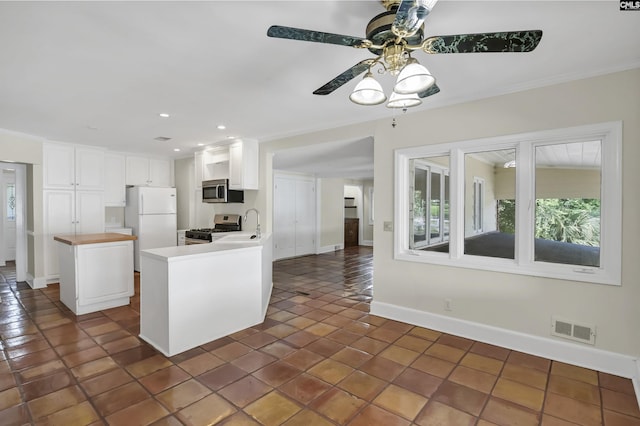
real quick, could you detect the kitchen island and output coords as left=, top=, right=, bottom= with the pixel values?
left=139, top=233, right=272, bottom=356
left=54, top=233, right=137, bottom=315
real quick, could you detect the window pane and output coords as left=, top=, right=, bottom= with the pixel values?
left=534, top=141, right=601, bottom=267
left=412, top=166, right=428, bottom=247
left=6, top=183, right=15, bottom=221
left=464, top=149, right=516, bottom=259
left=411, top=156, right=450, bottom=252
left=430, top=172, right=441, bottom=241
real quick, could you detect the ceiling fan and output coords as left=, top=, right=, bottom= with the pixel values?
left=267, top=0, right=543, bottom=108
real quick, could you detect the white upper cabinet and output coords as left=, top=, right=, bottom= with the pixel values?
left=43, top=143, right=104, bottom=190
left=229, top=139, right=258, bottom=190
left=104, top=153, right=126, bottom=206
left=149, top=158, right=172, bottom=187
left=125, top=156, right=173, bottom=187
left=196, top=139, right=258, bottom=190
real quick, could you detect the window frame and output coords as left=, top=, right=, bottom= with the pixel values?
left=394, top=121, right=622, bottom=285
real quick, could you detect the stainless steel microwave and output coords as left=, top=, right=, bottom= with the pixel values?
left=202, top=179, right=244, bottom=203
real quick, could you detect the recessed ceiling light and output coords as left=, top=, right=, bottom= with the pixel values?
left=227, top=136, right=235, bottom=140
left=159, top=113, right=170, bottom=118
left=217, top=124, right=226, bottom=130
left=173, top=148, right=180, bottom=152
left=197, top=143, right=204, bottom=147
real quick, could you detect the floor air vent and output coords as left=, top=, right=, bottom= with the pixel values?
left=551, top=316, right=596, bottom=345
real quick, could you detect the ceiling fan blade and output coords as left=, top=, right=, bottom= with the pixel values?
left=423, top=30, right=543, bottom=53
left=417, top=83, right=440, bottom=98
left=313, top=59, right=376, bottom=95
left=392, top=0, right=438, bottom=38
left=267, top=25, right=367, bottom=48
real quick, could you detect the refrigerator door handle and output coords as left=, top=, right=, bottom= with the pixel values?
left=140, top=194, right=144, bottom=214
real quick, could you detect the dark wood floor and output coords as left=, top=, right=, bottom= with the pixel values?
left=0, top=248, right=638, bottom=425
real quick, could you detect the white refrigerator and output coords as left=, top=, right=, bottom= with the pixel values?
left=125, top=186, right=177, bottom=271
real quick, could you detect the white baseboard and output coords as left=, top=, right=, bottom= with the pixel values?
left=371, top=301, right=639, bottom=383
left=27, top=274, right=47, bottom=289
left=362, top=240, right=373, bottom=247
left=318, top=244, right=344, bottom=254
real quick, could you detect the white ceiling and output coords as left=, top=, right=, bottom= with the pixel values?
left=0, top=1, right=638, bottom=178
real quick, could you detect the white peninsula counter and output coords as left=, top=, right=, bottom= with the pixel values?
left=55, top=233, right=137, bottom=315
left=139, top=233, right=273, bottom=356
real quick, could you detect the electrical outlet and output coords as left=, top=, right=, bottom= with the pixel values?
left=383, top=221, right=393, bottom=232
left=444, top=298, right=453, bottom=312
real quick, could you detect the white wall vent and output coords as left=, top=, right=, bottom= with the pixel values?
left=551, top=316, right=596, bottom=345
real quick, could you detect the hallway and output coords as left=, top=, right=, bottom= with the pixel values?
left=0, top=248, right=638, bottom=425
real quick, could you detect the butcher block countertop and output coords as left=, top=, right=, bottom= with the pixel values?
left=54, top=233, right=137, bottom=246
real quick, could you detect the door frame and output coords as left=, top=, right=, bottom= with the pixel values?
left=0, top=162, right=26, bottom=281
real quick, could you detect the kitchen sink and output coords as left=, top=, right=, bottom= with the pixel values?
left=218, top=233, right=262, bottom=243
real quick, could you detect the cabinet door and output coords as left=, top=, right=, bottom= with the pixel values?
left=194, top=151, right=204, bottom=188
left=148, top=158, right=171, bottom=187
left=229, top=142, right=243, bottom=189
left=75, top=191, right=105, bottom=234
left=44, top=190, right=75, bottom=276
left=43, top=144, right=75, bottom=189
left=77, top=242, right=133, bottom=305
left=104, top=153, right=126, bottom=206
left=75, top=147, right=104, bottom=190
left=229, top=140, right=259, bottom=190
left=126, top=156, right=150, bottom=186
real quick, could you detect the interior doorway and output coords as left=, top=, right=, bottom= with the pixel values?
left=344, top=184, right=363, bottom=247
left=0, top=162, right=26, bottom=281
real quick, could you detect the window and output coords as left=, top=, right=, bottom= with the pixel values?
left=410, top=156, right=449, bottom=251
left=6, top=183, right=15, bottom=221
left=394, top=122, right=622, bottom=285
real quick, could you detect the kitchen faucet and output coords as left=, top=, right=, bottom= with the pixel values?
left=243, top=208, right=261, bottom=239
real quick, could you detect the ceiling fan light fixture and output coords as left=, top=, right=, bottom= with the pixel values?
left=394, top=61, right=435, bottom=94
left=349, top=73, right=387, bottom=105
left=386, top=91, right=422, bottom=109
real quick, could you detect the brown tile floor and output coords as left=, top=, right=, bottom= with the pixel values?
left=0, top=247, right=639, bottom=425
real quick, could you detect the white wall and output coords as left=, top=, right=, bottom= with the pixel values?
left=372, top=69, right=640, bottom=358
left=260, top=68, right=640, bottom=362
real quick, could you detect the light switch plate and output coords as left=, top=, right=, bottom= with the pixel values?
left=383, top=221, right=393, bottom=232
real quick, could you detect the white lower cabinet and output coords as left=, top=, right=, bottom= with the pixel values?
left=44, top=190, right=104, bottom=279
left=56, top=238, right=134, bottom=315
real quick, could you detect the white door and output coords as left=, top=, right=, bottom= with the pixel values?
left=273, top=174, right=316, bottom=260
left=3, top=171, right=16, bottom=261
left=295, top=179, right=316, bottom=256
left=274, top=177, right=296, bottom=260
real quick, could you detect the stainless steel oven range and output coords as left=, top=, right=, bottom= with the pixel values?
left=184, top=214, right=242, bottom=245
